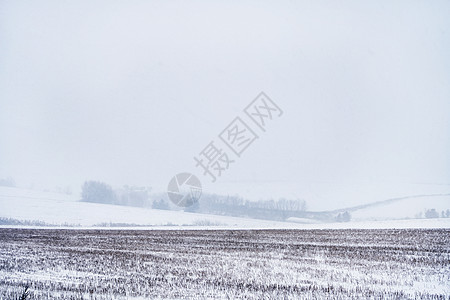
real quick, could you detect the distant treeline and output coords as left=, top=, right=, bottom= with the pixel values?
left=0, top=177, right=15, bottom=187
left=80, top=180, right=450, bottom=223
left=417, top=208, right=450, bottom=219
left=0, top=217, right=79, bottom=227
left=195, top=194, right=308, bottom=221
left=81, top=180, right=153, bottom=207
left=79, top=180, right=311, bottom=221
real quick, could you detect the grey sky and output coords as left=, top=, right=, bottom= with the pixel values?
left=1, top=1, right=449, bottom=205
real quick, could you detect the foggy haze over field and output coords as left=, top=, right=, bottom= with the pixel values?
left=1, top=1, right=449, bottom=207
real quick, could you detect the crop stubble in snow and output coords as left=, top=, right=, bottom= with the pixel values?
left=0, top=229, right=449, bottom=299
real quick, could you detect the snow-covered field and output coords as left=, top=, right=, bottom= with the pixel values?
left=0, top=228, right=448, bottom=299
left=1, top=187, right=449, bottom=299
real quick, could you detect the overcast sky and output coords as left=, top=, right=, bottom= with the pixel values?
left=1, top=1, right=449, bottom=205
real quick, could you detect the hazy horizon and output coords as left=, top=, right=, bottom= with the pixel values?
left=1, top=1, right=449, bottom=208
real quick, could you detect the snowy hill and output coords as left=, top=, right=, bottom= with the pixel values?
left=338, top=194, right=450, bottom=221
left=0, top=186, right=449, bottom=229
left=207, top=181, right=450, bottom=211
left=0, top=187, right=294, bottom=228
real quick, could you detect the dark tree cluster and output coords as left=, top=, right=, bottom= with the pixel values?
left=81, top=181, right=152, bottom=207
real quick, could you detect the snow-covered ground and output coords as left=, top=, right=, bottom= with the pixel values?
left=0, top=187, right=293, bottom=228
left=0, top=186, right=449, bottom=229
left=1, top=228, right=448, bottom=299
